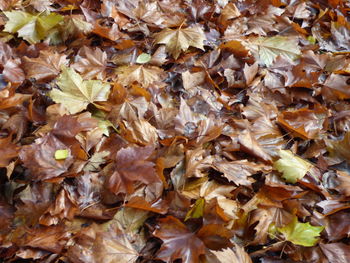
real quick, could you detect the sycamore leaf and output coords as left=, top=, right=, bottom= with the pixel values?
left=154, top=26, right=206, bottom=59
left=251, top=36, right=301, bottom=66
left=116, top=65, right=165, bottom=88
left=277, top=216, right=324, bottom=247
left=54, top=149, right=69, bottom=160
left=22, top=50, right=68, bottom=81
left=274, top=150, right=312, bottom=183
left=4, top=11, right=63, bottom=44
left=49, top=67, right=111, bottom=114
left=153, top=216, right=205, bottom=263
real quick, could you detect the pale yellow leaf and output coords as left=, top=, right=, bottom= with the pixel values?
left=154, top=26, right=206, bottom=59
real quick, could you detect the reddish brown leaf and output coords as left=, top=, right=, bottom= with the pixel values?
left=153, top=216, right=205, bottom=263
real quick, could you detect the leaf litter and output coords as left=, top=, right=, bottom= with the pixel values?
left=0, top=0, right=350, bottom=262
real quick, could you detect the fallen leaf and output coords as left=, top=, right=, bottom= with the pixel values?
left=4, top=11, right=63, bottom=44
left=277, top=216, right=324, bottom=247
left=49, top=67, right=111, bottom=114
left=154, top=25, right=206, bottom=59
left=274, top=150, right=313, bottom=183
left=72, top=46, right=107, bottom=80
left=153, top=216, right=205, bottom=263
left=251, top=36, right=301, bottom=66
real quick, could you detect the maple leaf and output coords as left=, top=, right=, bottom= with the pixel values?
left=250, top=36, right=301, bottom=66
left=209, top=244, right=252, bottom=263
left=19, top=134, right=75, bottom=181
left=94, top=227, right=139, bottom=263
left=154, top=25, right=206, bottom=59
left=153, top=216, right=205, bottom=263
left=108, top=145, right=162, bottom=195
left=72, top=46, right=107, bottom=80
left=22, top=50, right=68, bottom=81
left=277, top=107, right=328, bottom=139
left=116, top=65, right=165, bottom=88
left=274, top=150, right=313, bottom=183
left=277, top=216, right=324, bottom=247
left=3, top=11, right=63, bottom=44
left=49, top=67, right=111, bottom=114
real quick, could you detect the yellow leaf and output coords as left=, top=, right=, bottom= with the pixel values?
left=273, top=150, right=312, bottom=183
left=49, top=67, right=111, bottom=114
left=4, top=11, right=63, bottom=44
left=154, top=26, right=206, bottom=59
left=277, top=216, right=324, bottom=247
left=251, top=36, right=301, bottom=66
left=54, top=149, right=69, bottom=160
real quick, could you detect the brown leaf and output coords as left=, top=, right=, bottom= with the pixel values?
left=238, top=130, right=272, bottom=163
left=116, top=65, right=165, bottom=88
left=277, top=107, right=328, bottom=139
left=0, top=135, right=19, bottom=167
left=22, top=50, right=68, bottom=81
left=320, top=243, right=350, bottom=263
left=3, top=58, right=25, bottom=84
left=72, top=46, right=107, bottom=80
left=108, top=145, right=162, bottom=195
left=153, top=216, right=205, bottom=263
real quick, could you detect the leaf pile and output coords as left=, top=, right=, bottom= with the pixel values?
left=1, top=0, right=350, bottom=262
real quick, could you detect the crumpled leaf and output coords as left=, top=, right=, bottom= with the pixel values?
left=154, top=25, right=206, bottom=59
left=49, top=67, right=111, bottom=114
left=4, top=11, right=63, bottom=44
left=277, top=216, right=324, bottom=247
left=273, top=150, right=312, bottom=183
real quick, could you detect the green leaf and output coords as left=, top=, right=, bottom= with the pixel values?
left=136, top=53, right=151, bottom=64
left=252, top=36, right=301, bottom=66
left=49, top=67, right=111, bottom=114
left=3, top=11, right=63, bottom=44
left=273, top=150, right=312, bottom=183
left=185, top=198, right=205, bottom=221
left=277, top=216, right=324, bottom=247
left=54, top=149, right=69, bottom=160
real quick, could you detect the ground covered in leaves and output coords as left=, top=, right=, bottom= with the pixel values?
left=0, top=0, right=350, bottom=262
